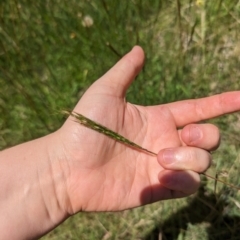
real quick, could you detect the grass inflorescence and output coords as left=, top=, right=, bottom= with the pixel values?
left=65, top=110, right=157, bottom=156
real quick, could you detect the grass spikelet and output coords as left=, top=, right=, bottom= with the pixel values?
left=64, top=110, right=156, bottom=156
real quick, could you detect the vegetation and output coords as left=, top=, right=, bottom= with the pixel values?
left=1, top=0, right=240, bottom=239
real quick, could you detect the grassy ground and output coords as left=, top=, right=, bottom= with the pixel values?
left=1, top=0, right=240, bottom=239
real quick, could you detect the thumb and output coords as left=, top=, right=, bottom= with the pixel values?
left=97, top=45, right=145, bottom=98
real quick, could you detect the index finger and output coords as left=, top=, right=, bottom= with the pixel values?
left=164, top=91, right=240, bottom=127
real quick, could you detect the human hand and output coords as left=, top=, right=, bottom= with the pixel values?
left=53, top=46, right=240, bottom=214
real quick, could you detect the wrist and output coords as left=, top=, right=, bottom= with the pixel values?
left=0, top=133, right=69, bottom=239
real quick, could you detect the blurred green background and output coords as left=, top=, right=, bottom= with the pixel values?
left=1, top=0, right=240, bottom=239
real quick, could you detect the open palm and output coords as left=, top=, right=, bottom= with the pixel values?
left=57, top=46, right=240, bottom=214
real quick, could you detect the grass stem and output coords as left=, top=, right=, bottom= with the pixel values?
left=66, top=111, right=240, bottom=191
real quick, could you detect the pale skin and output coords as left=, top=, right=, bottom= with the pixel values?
left=1, top=46, right=240, bottom=239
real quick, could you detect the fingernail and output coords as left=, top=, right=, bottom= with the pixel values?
left=190, top=126, right=202, bottom=143
left=162, top=149, right=175, bottom=165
